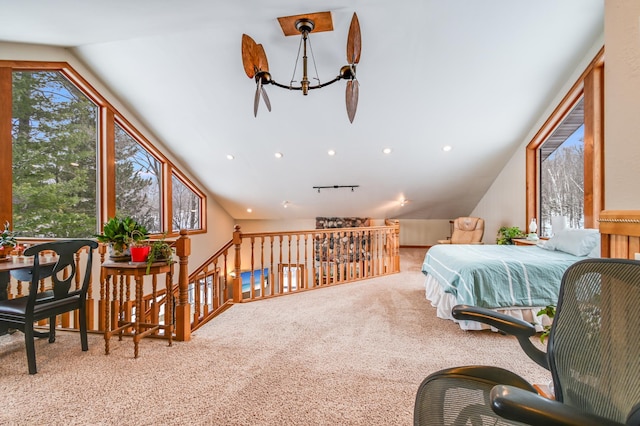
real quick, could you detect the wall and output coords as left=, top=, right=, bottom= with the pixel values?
left=604, top=0, right=640, bottom=209
left=0, top=42, right=235, bottom=271
left=471, top=33, right=605, bottom=243
left=398, top=219, right=450, bottom=246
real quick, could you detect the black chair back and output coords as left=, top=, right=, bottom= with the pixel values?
left=0, top=239, right=98, bottom=374
left=549, top=258, right=640, bottom=423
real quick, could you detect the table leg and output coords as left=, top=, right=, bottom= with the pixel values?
left=104, top=275, right=111, bottom=355
left=134, top=275, right=142, bottom=358
left=0, top=271, right=9, bottom=335
left=166, top=268, right=173, bottom=347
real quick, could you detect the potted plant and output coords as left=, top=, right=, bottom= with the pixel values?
left=146, top=237, right=174, bottom=274
left=0, top=221, right=17, bottom=260
left=95, top=216, right=149, bottom=260
left=129, top=230, right=151, bottom=263
left=536, top=304, right=556, bottom=343
left=496, top=226, right=525, bottom=245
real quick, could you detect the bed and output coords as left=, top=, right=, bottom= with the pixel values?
left=422, top=232, right=599, bottom=331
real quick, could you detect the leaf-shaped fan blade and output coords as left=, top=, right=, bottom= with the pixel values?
left=346, top=80, right=359, bottom=123
left=346, top=13, right=361, bottom=65
left=256, top=44, right=269, bottom=73
left=261, top=85, right=272, bottom=112
left=242, top=34, right=259, bottom=78
left=254, top=79, right=262, bottom=117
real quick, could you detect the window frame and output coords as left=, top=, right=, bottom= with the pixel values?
left=526, top=48, right=604, bottom=231
left=0, top=60, right=206, bottom=238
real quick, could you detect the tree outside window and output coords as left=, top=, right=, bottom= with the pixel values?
left=114, top=124, right=162, bottom=233
left=172, top=174, right=201, bottom=231
left=12, top=71, right=98, bottom=238
left=538, top=100, right=584, bottom=237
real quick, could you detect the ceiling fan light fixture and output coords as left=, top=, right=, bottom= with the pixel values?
left=241, top=12, right=361, bottom=122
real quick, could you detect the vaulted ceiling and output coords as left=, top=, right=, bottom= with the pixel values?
left=0, top=0, right=604, bottom=220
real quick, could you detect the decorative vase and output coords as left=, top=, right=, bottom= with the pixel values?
left=0, top=246, right=9, bottom=261
left=527, top=218, right=539, bottom=241
left=108, top=243, right=131, bottom=261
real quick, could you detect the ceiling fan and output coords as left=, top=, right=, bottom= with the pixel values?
left=241, top=12, right=361, bottom=123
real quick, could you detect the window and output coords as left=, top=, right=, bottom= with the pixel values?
left=527, top=49, right=604, bottom=234
left=172, top=173, right=201, bottom=231
left=539, top=100, right=585, bottom=236
left=0, top=61, right=206, bottom=238
left=11, top=71, right=98, bottom=237
left=115, top=123, right=162, bottom=233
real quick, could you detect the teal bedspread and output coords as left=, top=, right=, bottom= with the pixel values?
left=421, top=245, right=584, bottom=308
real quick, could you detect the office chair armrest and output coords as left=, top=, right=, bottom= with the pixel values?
left=491, top=385, right=624, bottom=426
left=452, top=305, right=549, bottom=369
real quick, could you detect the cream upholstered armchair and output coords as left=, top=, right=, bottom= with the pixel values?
left=437, top=217, right=484, bottom=244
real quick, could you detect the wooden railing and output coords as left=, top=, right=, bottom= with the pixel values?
left=3, top=222, right=400, bottom=343
left=187, top=221, right=401, bottom=333
left=599, top=210, right=640, bottom=259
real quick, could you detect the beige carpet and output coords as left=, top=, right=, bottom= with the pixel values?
left=0, top=248, right=550, bottom=425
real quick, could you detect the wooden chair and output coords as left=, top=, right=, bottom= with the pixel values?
left=0, top=239, right=98, bottom=374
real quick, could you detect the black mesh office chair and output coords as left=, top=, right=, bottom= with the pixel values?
left=414, top=258, right=640, bottom=426
left=0, top=239, right=98, bottom=374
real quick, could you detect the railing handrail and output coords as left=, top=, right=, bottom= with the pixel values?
left=238, top=224, right=399, bottom=239
left=188, top=239, right=233, bottom=280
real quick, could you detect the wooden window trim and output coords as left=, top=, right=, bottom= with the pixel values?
left=0, top=60, right=207, bottom=236
left=526, top=48, right=604, bottom=229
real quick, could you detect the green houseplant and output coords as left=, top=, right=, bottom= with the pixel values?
left=496, top=226, right=525, bottom=245
left=95, top=216, right=149, bottom=259
left=536, top=304, right=556, bottom=343
left=146, top=238, right=174, bottom=273
left=0, top=221, right=17, bottom=259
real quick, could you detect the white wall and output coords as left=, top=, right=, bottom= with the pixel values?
left=471, top=33, right=606, bottom=243
left=604, top=0, right=640, bottom=208
left=398, top=219, right=450, bottom=246
left=0, top=42, right=235, bottom=271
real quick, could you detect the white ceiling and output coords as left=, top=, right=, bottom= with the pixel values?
left=0, top=0, right=604, bottom=220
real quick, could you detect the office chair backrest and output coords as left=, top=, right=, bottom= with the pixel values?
left=549, top=258, right=640, bottom=424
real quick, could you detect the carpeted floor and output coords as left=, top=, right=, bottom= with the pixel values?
left=0, top=248, right=550, bottom=425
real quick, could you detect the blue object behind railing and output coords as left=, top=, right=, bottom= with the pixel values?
left=240, top=268, right=268, bottom=293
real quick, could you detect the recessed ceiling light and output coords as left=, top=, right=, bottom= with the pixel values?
left=328, top=149, right=336, bottom=156
left=383, top=148, right=392, bottom=154
left=275, top=152, right=283, bottom=158
left=246, top=208, right=252, bottom=213
left=227, top=154, right=235, bottom=160
left=442, top=145, right=452, bottom=152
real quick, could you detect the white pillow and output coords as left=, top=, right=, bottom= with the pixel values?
left=549, top=229, right=600, bottom=257
left=538, top=238, right=556, bottom=251
left=587, top=238, right=601, bottom=258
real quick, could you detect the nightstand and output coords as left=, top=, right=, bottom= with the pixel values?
left=512, top=238, right=539, bottom=246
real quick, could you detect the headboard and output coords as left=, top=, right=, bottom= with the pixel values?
left=599, top=210, right=640, bottom=259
